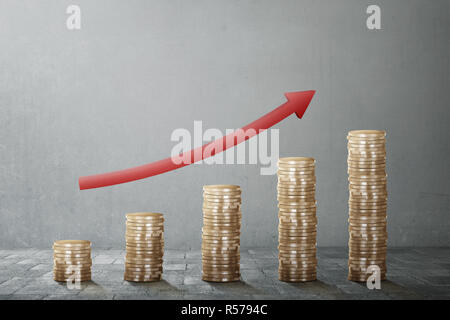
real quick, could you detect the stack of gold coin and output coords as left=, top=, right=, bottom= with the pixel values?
left=124, top=212, right=164, bottom=282
left=53, top=240, right=92, bottom=282
left=347, top=130, right=387, bottom=282
left=277, top=157, right=317, bottom=282
left=202, top=185, right=241, bottom=282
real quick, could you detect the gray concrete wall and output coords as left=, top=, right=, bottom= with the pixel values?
left=1, top=0, right=449, bottom=249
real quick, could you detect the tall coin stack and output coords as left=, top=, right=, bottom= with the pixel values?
left=124, top=212, right=164, bottom=282
left=277, top=157, right=317, bottom=282
left=202, top=185, right=241, bottom=282
left=347, top=130, right=387, bottom=282
left=53, top=240, right=92, bottom=282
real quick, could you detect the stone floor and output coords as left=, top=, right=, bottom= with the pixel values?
left=0, top=247, right=449, bottom=300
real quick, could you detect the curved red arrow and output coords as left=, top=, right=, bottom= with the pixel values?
left=79, top=90, right=316, bottom=190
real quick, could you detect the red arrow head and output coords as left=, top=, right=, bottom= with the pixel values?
left=284, top=90, right=316, bottom=119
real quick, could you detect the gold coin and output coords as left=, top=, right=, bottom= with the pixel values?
left=277, top=172, right=316, bottom=180
left=350, top=232, right=387, bottom=238
left=279, top=257, right=317, bottom=263
left=202, top=233, right=241, bottom=239
left=349, top=187, right=387, bottom=194
left=277, top=196, right=316, bottom=204
left=349, top=248, right=387, bottom=254
left=348, top=164, right=386, bottom=170
left=54, top=259, right=91, bottom=265
left=279, top=236, right=316, bottom=243
left=202, top=227, right=240, bottom=233
left=125, top=224, right=164, bottom=230
left=202, top=237, right=240, bottom=244
left=125, top=267, right=163, bottom=273
left=53, top=254, right=91, bottom=260
left=347, top=146, right=386, bottom=152
left=278, top=244, right=316, bottom=251
left=349, top=221, right=387, bottom=228
left=125, top=260, right=163, bottom=267
left=124, top=276, right=161, bottom=282
left=348, top=202, right=387, bottom=208
left=348, top=168, right=385, bottom=175
left=53, top=246, right=91, bottom=252
left=125, top=252, right=164, bottom=258
left=278, top=156, right=315, bottom=164
left=278, top=203, right=316, bottom=210
left=204, top=192, right=241, bottom=198
left=350, top=237, right=387, bottom=243
left=202, top=255, right=240, bottom=262
left=279, top=252, right=316, bottom=258
left=279, top=228, right=316, bottom=235
left=126, top=223, right=164, bottom=230
left=278, top=213, right=317, bottom=220
left=53, top=267, right=91, bottom=273
left=349, top=258, right=386, bottom=265
left=349, top=205, right=387, bottom=211
left=126, top=243, right=164, bottom=250
left=347, top=139, right=385, bottom=146
left=277, top=167, right=315, bottom=175
left=204, top=188, right=241, bottom=195
left=277, top=191, right=316, bottom=198
left=126, top=244, right=163, bottom=251
left=124, top=272, right=162, bottom=279
left=278, top=206, right=316, bottom=212
left=203, top=185, right=241, bottom=192
left=202, top=264, right=240, bottom=270
left=126, top=229, right=163, bottom=235
left=54, top=276, right=91, bottom=282
left=202, top=267, right=240, bottom=272
left=53, top=240, right=91, bottom=248
left=202, top=212, right=242, bottom=219
left=203, top=219, right=242, bottom=225
left=278, top=233, right=317, bottom=243
left=277, top=182, right=315, bottom=188
left=348, top=209, right=387, bottom=216
left=349, top=265, right=387, bottom=273
left=125, top=236, right=163, bottom=243
left=202, top=245, right=240, bottom=251
left=203, top=222, right=241, bottom=228
left=348, top=217, right=387, bottom=224
left=202, top=203, right=241, bottom=211
left=349, top=195, right=387, bottom=202
left=126, top=255, right=163, bottom=261
left=202, top=250, right=240, bottom=257
left=348, top=160, right=385, bottom=167
left=279, top=241, right=316, bottom=247
left=201, top=275, right=240, bottom=282
left=347, top=130, right=386, bottom=138
left=278, top=269, right=317, bottom=276
left=126, top=212, right=163, bottom=219
left=53, top=272, right=92, bottom=278
left=279, top=251, right=316, bottom=257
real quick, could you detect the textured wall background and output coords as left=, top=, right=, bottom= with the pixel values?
left=1, top=0, right=449, bottom=249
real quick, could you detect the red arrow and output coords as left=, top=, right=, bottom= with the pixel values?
left=79, top=90, right=316, bottom=190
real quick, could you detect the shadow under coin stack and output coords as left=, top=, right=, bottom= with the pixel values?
left=124, top=213, right=164, bottom=282
left=277, top=157, right=318, bottom=282
left=53, top=240, right=92, bottom=282
left=347, top=130, right=387, bottom=282
left=202, top=185, right=242, bottom=282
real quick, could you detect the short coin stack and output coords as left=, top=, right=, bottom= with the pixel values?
left=53, top=240, right=92, bottom=282
left=124, top=212, right=164, bottom=282
left=347, top=130, right=387, bottom=282
left=202, top=185, right=241, bottom=282
left=277, top=157, right=317, bottom=282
